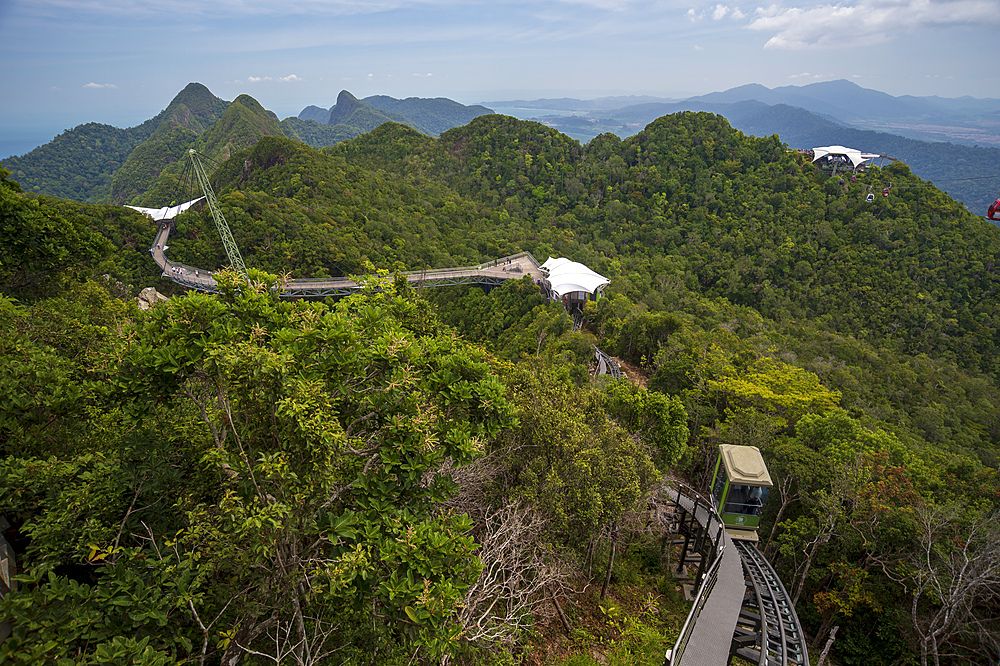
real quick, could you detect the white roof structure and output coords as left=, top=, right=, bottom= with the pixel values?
left=812, top=146, right=881, bottom=168
left=127, top=196, right=205, bottom=221
left=541, top=257, right=572, bottom=272
left=541, top=257, right=610, bottom=298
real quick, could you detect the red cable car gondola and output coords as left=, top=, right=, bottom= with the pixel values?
left=989, top=198, right=1000, bottom=221
left=883, top=187, right=890, bottom=198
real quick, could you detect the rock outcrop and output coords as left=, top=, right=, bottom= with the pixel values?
left=137, top=286, right=169, bottom=310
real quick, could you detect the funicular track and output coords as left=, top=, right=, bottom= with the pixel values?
left=593, top=346, right=623, bottom=379
left=733, top=540, right=809, bottom=666
left=662, top=483, right=809, bottom=666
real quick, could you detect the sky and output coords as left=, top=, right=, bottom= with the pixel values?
left=1, top=0, right=999, bottom=157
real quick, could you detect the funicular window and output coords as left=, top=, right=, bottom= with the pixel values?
left=712, top=467, right=728, bottom=506
left=723, top=484, right=769, bottom=517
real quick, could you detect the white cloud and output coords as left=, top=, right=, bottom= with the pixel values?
left=83, top=82, right=118, bottom=89
left=247, top=74, right=301, bottom=82
left=788, top=71, right=825, bottom=78
left=748, top=0, right=1000, bottom=50
left=688, top=2, right=749, bottom=22
left=412, top=72, right=434, bottom=77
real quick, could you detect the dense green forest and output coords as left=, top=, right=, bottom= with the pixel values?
left=1, top=109, right=999, bottom=666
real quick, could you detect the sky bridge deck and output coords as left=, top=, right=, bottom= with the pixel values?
left=150, top=224, right=545, bottom=297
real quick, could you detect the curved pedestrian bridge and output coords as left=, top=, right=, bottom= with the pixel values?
left=148, top=222, right=546, bottom=298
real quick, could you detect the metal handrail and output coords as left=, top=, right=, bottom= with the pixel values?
left=663, top=484, right=728, bottom=666
left=153, top=227, right=543, bottom=296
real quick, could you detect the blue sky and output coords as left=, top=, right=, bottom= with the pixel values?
left=1, top=0, right=999, bottom=157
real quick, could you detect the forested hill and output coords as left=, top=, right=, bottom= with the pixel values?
left=2, top=82, right=232, bottom=205
left=1, top=85, right=494, bottom=204
left=328, top=114, right=1000, bottom=377
left=2, top=109, right=999, bottom=666
left=0, top=119, right=161, bottom=203
left=733, top=103, right=1000, bottom=217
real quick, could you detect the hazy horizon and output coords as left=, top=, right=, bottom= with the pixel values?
left=6, top=78, right=1000, bottom=160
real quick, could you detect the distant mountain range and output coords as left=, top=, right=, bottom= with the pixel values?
left=485, top=79, right=1000, bottom=148
left=2, top=79, right=997, bottom=218
left=298, top=91, right=492, bottom=137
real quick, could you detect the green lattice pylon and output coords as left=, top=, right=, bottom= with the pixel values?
left=189, top=149, right=248, bottom=277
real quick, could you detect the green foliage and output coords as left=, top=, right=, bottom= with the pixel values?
left=603, top=379, right=689, bottom=466
left=495, top=367, right=657, bottom=547
left=0, top=121, right=157, bottom=203
left=427, top=278, right=547, bottom=346
left=110, top=122, right=198, bottom=204
left=0, top=564, right=190, bottom=665
left=280, top=116, right=361, bottom=148
left=121, top=271, right=512, bottom=661
left=0, top=168, right=112, bottom=298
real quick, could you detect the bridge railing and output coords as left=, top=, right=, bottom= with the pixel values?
left=663, top=482, right=728, bottom=666
left=155, top=239, right=544, bottom=296
left=271, top=251, right=544, bottom=287
left=476, top=250, right=543, bottom=270
left=160, top=258, right=220, bottom=293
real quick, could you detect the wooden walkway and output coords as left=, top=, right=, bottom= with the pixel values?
left=149, top=223, right=546, bottom=297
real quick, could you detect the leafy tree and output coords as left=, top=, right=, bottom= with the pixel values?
left=0, top=168, right=111, bottom=298
left=494, top=366, right=657, bottom=548
left=602, top=378, right=689, bottom=466
left=121, top=270, right=514, bottom=663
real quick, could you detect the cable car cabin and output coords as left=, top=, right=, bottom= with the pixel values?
left=989, top=198, right=1000, bottom=221
left=710, top=444, right=773, bottom=543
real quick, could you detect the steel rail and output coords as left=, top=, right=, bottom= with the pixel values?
left=735, top=540, right=810, bottom=666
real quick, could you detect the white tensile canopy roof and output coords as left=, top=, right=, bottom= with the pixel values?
left=812, top=146, right=881, bottom=168
left=127, top=196, right=205, bottom=221
left=542, top=257, right=610, bottom=299
left=540, top=257, right=572, bottom=272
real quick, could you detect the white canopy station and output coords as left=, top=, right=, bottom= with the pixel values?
left=541, top=257, right=610, bottom=303
left=127, top=196, right=205, bottom=221
left=811, top=146, right=882, bottom=169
